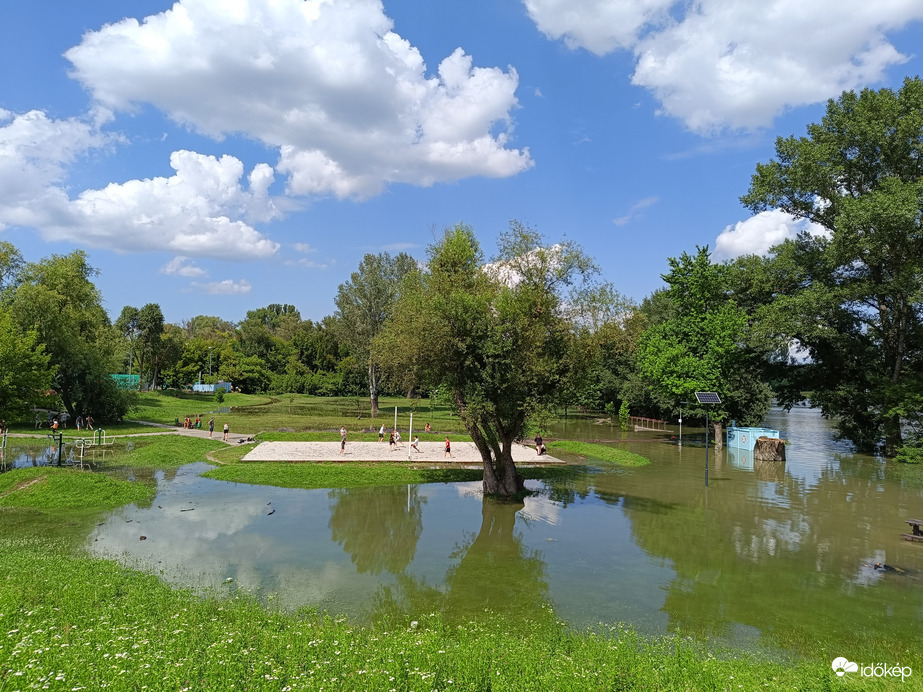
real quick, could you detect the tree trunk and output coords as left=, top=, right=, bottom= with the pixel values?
left=482, top=449, right=524, bottom=497
left=883, top=413, right=903, bottom=457
left=712, top=420, right=723, bottom=450
left=453, top=391, right=524, bottom=498
left=368, top=363, right=379, bottom=417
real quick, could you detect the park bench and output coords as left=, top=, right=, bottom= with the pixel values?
left=902, top=519, right=923, bottom=543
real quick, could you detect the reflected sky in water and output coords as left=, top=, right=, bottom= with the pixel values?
left=87, top=407, right=923, bottom=653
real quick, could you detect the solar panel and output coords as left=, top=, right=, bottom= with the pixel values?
left=695, top=391, right=722, bottom=404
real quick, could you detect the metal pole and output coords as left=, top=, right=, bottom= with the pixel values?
left=678, top=406, right=682, bottom=446
left=394, top=406, right=397, bottom=431
left=209, top=348, right=213, bottom=376
left=408, top=412, right=413, bottom=461
left=705, top=408, right=708, bottom=488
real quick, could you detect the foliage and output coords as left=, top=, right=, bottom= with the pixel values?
left=334, top=252, right=417, bottom=416
left=5, top=250, right=134, bottom=422
left=637, top=247, right=772, bottom=432
left=895, top=445, right=923, bottom=464
left=376, top=222, right=606, bottom=496
left=545, top=441, right=649, bottom=466
left=0, top=310, right=52, bottom=420
left=618, top=401, right=630, bottom=430
left=741, top=77, right=923, bottom=455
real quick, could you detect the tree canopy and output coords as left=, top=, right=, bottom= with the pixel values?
left=741, top=76, right=923, bottom=455
left=376, top=222, right=604, bottom=496
left=334, top=252, right=417, bottom=416
left=637, top=247, right=772, bottom=442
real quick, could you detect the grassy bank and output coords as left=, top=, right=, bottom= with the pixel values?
left=0, top=535, right=843, bottom=691
left=546, top=440, right=650, bottom=466
left=204, top=462, right=578, bottom=490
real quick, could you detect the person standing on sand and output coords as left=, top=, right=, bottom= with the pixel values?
left=379, top=424, right=385, bottom=442
left=394, top=429, right=404, bottom=447
left=444, top=437, right=452, bottom=458
left=411, top=435, right=421, bottom=453
left=340, top=426, right=347, bottom=454
left=389, top=430, right=396, bottom=450
left=208, top=417, right=215, bottom=438
left=223, top=422, right=229, bottom=441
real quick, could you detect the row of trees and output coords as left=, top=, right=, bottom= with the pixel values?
left=1, top=78, right=920, bottom=492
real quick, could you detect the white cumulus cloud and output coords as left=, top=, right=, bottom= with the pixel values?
left=0, top=110, right=280, bottom=259
left=713, top=209, right=826, bottom=260
left=524, top=0, right=923, bottom=133
left=66, top=0, right=532, bottom=198
left=160, top=256, right=208, bottom=278
left=190, top=278, right=253, bottom=295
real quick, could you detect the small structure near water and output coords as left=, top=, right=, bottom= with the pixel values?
left=727, top=425, right=785, bottom=461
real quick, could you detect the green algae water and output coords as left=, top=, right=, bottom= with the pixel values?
left=86, top=406, right=923, bottom=658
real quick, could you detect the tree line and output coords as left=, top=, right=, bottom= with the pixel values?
left=1, top=78, right=921, bottom=473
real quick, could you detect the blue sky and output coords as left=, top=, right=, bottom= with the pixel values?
left=2, top=0, right=922, bottom=324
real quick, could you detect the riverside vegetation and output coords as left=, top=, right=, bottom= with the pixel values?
left=1, top=403, right=910, bottom=690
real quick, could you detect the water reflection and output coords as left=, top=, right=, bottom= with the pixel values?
left=83, top=407, right=923, bottom=655
left=329, top=485, right=425, bottom=574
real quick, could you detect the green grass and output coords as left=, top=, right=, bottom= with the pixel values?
left=128, top=392, right=470, bottom=436
left=0, top=535, right=850, bottom=691
left=546, top=440, right=650, bottom=466
left=0, top=466, right=152, bottom=511
left=113, top=435, right=227, bottom=468
left=204, top=462, right=579, bottom=490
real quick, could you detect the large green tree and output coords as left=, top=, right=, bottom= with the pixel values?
left=0, top=311, right=52, bottom=421
left=637, top=247, right=772, bottom=444
left=376, top=223, right=602, bottom=497
left=334, top=251, right=417, bottom=417
left=7, top=251, right=132, bottom=421
left=741, top=77, right=923, bottom=455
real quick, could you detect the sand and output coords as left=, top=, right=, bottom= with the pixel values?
left=241, top=440, right=563, bottom=464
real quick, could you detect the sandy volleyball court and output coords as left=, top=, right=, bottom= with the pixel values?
left=241, top=440, right=564, bottom=464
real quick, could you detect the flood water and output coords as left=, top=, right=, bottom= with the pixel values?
left=86, top=407, right=923, bottom=654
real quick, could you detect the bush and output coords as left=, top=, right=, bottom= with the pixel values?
left=896, top=444, right=923, bottom=464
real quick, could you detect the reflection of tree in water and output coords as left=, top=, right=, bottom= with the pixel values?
left=328, top=485, right=425, bottom=574
left=443, top=498, right=548, bottom=622
left=591, top=450, right=923, bottom=655
left=370, top=498, right=549, bottom=627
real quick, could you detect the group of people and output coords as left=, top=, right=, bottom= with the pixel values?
left=179, top=415, right=224, bottom=440
left=335, top=423, right=451, bottom=458
left=34, top=411, right=93, bottom=432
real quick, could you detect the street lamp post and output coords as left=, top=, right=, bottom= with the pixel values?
left=208, top=347, right=214, bottom=377
left=695, top=392, right=721, bottom=487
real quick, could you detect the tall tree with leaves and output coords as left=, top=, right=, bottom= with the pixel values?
left=0, top=311, right=52, bottom=420
left=376, top=222, right=603, bottom=497
left=8, top=250, right=133, bottom=421
left=334, top=252, right=417, bottom=417
left=637, top=247, right=772, bottom=444
left=741, top=77, right=923, bottom=455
